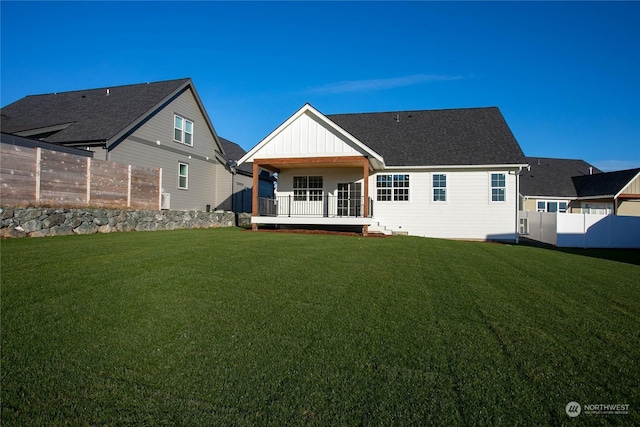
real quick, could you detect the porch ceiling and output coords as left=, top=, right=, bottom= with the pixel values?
left=255, top=156, right=372, bottom=173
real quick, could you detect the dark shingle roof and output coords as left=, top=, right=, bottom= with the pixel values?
left=327, top=107, right=526, bottom=166
left=572, top=168, right=640, bottom=198
left=1, top=78, right=190, bottom=144
left=520, top=157, right=600, bottom=197
left=219, top=137, right=253, bottom=175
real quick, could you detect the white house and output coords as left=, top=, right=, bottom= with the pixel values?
left=238, top=104, right=529, bottom=241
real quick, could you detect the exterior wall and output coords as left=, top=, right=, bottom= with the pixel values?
left=620, top=174, right=640, bottom=195
left=521, top=197, right=572, bottom=213
left=275, top=168, right=366, bottom=217
left=571, top=198, right=614, bottom=215
left=252, top=111, right=367, bottom=159
left=523, top=198, right=537, bottom=212
left=277, top=168, right=365, bottom=197
left=617, top=200, right=640, bottom=216
left=108, top=88, right=229, bottom=211
left=370, top=168, right=519, bottom=240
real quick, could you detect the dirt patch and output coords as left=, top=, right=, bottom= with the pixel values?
left=244, top=228, right=390, bottom=237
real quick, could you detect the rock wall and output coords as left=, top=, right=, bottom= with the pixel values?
left=1, top=207, right=251, bottom=238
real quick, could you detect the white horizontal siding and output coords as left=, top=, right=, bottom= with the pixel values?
left=371, top=169, right=518, bottom=240
left=278, top=168, right=365, bottom=196
left=255, top=111, right=365, bottom=159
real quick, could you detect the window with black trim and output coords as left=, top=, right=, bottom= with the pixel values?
left=174, top=114, right=193, bottom=146
left=376, top=174, right=409, bottom=201
left=293, top=176, right=323, bottom=201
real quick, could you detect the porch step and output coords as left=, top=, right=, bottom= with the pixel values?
left=368, top=221, right=393, bottom=236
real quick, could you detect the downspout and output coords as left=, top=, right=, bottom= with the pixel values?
left=515, top=166, right=524, bottom=244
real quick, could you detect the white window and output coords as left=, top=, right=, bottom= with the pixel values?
left=174, top=114, right=194, bottom=146
left=536, top=200, right=568, bottom=213
left=491, top=173, right=506, bottom=202
left=376, top=174, right=409, bottom=201
left=178, top=162, right=189, bottom=189
left=293, top=176, right=323, bottom=201
left=433, top=174, right=447, bottom=202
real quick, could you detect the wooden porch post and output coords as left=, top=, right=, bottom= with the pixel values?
left=252, top=162, right=259, bottom=231
left=362, top=159, right=369, bottom=236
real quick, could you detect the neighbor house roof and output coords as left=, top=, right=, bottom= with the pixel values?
left=219, top=137, right=254, bottom=175
left=572, top=168, right=640, bottom=198
left=1, top=78, right=222, bottom=152
left=327, top=107, right=526, bottom=167
left=219, top=136, right=275, bottom=181
left=520, top=157, right=601, bottom=198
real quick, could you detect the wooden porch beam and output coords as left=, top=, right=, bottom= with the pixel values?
left=252, top=162, right=259, bottom=231
left=362, top=159, right=369, bottom=236
left=255, top=156, right=368, bottom=169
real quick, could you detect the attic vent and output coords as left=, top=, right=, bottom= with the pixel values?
left=395, top=114, right=400, bottom=123
left=106, top=89, right=110, bottom=96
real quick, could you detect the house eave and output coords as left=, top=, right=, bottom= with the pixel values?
left=238, top=103, right=385, bottom=168
left=383, top=163, right=529, bottom=171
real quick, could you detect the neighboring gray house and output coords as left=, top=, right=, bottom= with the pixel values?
left=1, top=78, right=232, bottom=211
left=520, top=157, right=601, bottom=213
left=219, top=136, right=275, bottom=213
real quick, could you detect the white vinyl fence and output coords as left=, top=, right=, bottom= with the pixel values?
left=520, top=211, right=640, bottom=249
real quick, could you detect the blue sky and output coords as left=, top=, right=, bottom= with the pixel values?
left=1, top=1, right=639, bottom=171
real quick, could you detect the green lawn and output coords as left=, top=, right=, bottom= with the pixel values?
left=1, top=228, right=638, bottom=426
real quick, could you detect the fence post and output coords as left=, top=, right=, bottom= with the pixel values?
left=35, top=147, right=41, bottom=205
left=127, top=165, right=132, bottom=208
left=86, top=157, right=91, bottom=205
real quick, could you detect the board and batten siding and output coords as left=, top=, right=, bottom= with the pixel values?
left=108, top=87, right=229, bottom=211
left=253, top=111, right=366, bottom=159
left=370, top=169, right=519, bottom=240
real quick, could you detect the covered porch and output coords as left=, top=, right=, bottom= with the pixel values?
left=251, top=156, right=374, bottom=234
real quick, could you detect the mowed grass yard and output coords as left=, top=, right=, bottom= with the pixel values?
left=1, top=228, right=639, bottom=426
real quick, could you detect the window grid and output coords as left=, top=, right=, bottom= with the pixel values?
left=393, top=174, right=409, bottom=201
left=293, top=176, right=323, bottom=201
left=174, top=114, right=194, bottom=146
left=178, top=162, right=189, bottom=190
left=491, top=173, right=506, bottom=202
left=537, top=200, right=568, bottom=213
left=376, top=174, right=410, bottom=201
left=433, top=174, right=447, bottom=202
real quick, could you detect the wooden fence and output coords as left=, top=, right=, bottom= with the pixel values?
left=1, top=143, right=160, bottom=209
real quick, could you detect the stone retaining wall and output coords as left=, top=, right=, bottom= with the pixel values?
left=1, top=207, right=251, bottom=238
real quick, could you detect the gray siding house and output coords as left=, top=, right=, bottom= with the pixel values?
left=219, top=137, right=275, bottom=213
left=1, top=78, right=232, bottom=211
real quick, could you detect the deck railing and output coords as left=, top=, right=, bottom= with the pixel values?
left=257, top=196, right=373, bottom=218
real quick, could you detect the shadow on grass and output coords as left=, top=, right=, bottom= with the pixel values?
left=518, top=237, right=640, bottom=266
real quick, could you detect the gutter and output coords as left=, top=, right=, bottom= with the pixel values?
left=385, top=163, right=529, bottom=171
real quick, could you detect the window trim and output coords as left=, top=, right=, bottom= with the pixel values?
left=536, top=200, right=568, bottom=213
left=174, top=114, right=194, bottom=147
left=490, top=172, right=506, bottom=203
left=293, top=175, right=323, bottom=201
left=178, top=162, right=189, bottom=190
left=376, top=174, right=410, bottom=202
left=432, top=173, right=447, bottom=203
